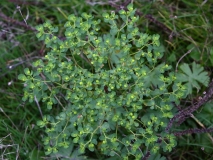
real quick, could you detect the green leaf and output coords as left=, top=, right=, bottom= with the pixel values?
left=36, top=32, right=43, bottom=39
left=111, top=54, right=120, bottom=64
left=73, top=137, right=79, bottom=143
left=127, top=3, right=133, bottom=11
left=88, top=143, right=94, bottom=151
left=144, top=64, right=164, bottom=87
left=37, top=120, right=45, bottom=127
left=47, top=103, right=52, bottom=110
left=71, top=130, right=78, bottom=137
left=176, top=62, right=210, bottom=95
left=18, top=74, right=27, bottom=81
left=45, top=146, right=52, bottom=155
left=52, top=27, right=58, bottom=32
left=102, top=122, right=110, bottom=130
left=109, top=151, right=115, bottom=156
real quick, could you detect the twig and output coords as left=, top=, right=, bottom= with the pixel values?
left=34, top=96, right=43, bottom=118
left=166, top=79, right=213, bottom=132
left=8, top=0, right=40, bottom=5
left=201, top=0, right=208, bottom=6
left=0, top=11, right=36, bottom=31
left=16, top=5, right=29, bottom=26
left=86, top=0, right=120, bottom=6
left=173, top=127, right=213, bottom=138
left=175, top=47, right=194, bottom=72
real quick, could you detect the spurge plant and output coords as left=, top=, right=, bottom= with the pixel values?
left=18, top=4, right=186, bottom=159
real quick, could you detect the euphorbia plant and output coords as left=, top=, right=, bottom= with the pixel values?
left=18, top=3, right=186, bottom=159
